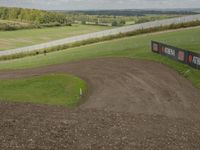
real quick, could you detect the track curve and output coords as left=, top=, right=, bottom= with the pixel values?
left=1, top=58, right=200, bottom=149
left=0, top=57, right=200, bottom=120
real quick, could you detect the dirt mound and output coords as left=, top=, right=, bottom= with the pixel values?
left=0, top=57, right=200, bottom=149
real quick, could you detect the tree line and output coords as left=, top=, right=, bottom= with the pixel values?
left=1, top=7, right=195, bottom=31
left=70, top=10, right=198, bottom=17
left=0, top=7, right=70, bottom=25
left=59, top=11, right=178, bottom=27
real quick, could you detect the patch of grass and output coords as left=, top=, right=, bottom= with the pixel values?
left=0, top=24, right=112, bottom=51
left=0, top=26, right=200, bottom=88
left=0, top=74, right=87, bottom=106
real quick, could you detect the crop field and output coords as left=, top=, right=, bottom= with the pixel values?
left=0, top=24, right=112, bottom=51
left=0, top=26, right=200, bottom=149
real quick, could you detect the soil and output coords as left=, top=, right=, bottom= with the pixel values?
left=0, top=57, right=200, bottom=150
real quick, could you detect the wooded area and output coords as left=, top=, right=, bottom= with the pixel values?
left=1, top=7, right=198, bottom=31
left=0, top=7, right=70, bottom=30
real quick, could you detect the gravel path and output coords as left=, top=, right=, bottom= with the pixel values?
left=0, top=58, right=200, bottom=149
left=0, top=14, right=200, bottom=57
left=1, top=103, right=200, bottom=150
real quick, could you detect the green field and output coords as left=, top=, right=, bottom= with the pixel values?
left=0, top=24, right=111, bottom=51
left=0, top=27, right=199, bottom=69
left=0, top=26, right=200, bottom=106
left=0, top=74, right=87, bottom=106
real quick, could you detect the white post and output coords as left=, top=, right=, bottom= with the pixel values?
left=80, top=88, right=83, bottom=96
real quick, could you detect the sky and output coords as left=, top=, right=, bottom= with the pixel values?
left=0, top=0, right=200, bottom=10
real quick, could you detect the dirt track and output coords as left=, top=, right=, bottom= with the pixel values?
left=0, top=57, right=200, bottom=149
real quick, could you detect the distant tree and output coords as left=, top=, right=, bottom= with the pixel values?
left=81, top=20, right=86, bottom=24
left=112, top=21, right=118, bottom=26
left=120, top=20, right=126, bottom=25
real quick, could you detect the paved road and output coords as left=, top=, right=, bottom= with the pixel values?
left=1, top=14, right=200, bottom=57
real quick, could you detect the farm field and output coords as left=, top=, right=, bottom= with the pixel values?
left=0, top=24, right=112, bottom=51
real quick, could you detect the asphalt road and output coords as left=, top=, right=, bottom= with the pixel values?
left=0, top=14, right=200, bottom=57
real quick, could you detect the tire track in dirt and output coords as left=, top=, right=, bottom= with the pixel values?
left=1, top=57, right=200, bottom=149
left=0, top=57, right=200, bottom=120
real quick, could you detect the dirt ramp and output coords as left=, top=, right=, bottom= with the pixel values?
left=0, top=57, right=200, bottom=119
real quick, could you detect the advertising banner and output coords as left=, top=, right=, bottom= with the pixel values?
left=151, top=41, right=199, bottom=69
left=187, top=51, right=200, bottom=69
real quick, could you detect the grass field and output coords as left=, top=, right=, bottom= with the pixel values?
left=0, top=26, right=200, bottom=106
left=0, top=74, right=87, bottom=106
left=0, top=24, right=112, bottom=51
left=0, top=27, right=199, bottom=68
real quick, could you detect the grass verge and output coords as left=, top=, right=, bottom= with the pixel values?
left=0, top=74, right=87, bottom=107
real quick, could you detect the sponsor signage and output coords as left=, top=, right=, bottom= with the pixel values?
left=178, top=51, right=185, bottom=61
left=187, top=51, right=200, bottom=69
left=164, top=47, right=176, bottom=57
left=151, top=41, right=200, bottom=69
left=152, top=42, right=159, bottom=53
left=161, top=46, right=177, bottom=61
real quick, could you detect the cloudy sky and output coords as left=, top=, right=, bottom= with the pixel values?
left=0, top=0, right=200, bottom=10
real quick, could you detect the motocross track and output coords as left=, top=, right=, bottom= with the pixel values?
left=0, top=57, right=200, bottom=150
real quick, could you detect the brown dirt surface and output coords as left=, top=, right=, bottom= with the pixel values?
left=0, top=57, right=200, bottom=150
